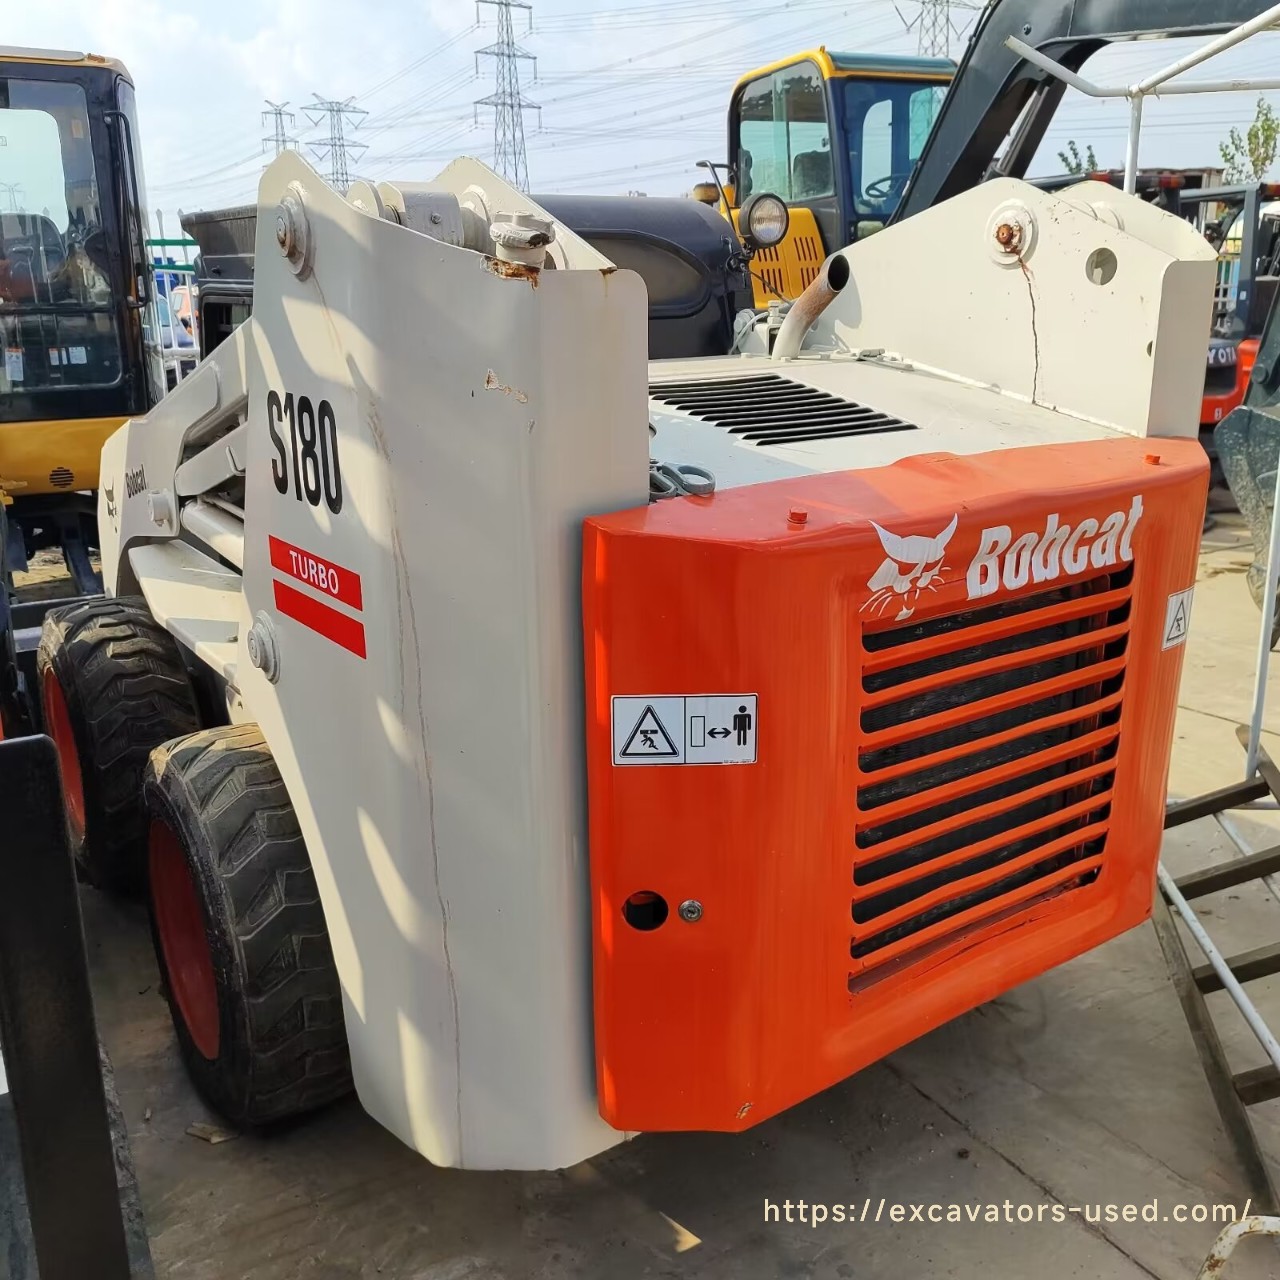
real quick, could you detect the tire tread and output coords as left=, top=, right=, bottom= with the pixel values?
left=38, top=597, right=201, bottom=891
left=145, top=725, right=351, bottom=1125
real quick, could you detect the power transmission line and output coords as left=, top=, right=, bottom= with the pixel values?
left=262, top=100, right=299, bottom=157
left=305, top=95, right=368, bottom=194
left=474, top=0, right=539, bottom=191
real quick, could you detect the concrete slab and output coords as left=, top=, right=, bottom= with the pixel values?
left=81, top=521, right=1280, bottom=1280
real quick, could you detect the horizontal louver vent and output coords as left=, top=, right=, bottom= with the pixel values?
left=649, top=374, right=917, bottom=446
left=850, top=568, right=1132, bottom=982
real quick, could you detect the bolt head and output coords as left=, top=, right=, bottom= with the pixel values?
left=246, top=614, right=281, bottom=682
left=995, top=220, right=1023, bottom=252
left=678, top=899, right=703, bottom=923
left=788, top=506, right=808, bottom=525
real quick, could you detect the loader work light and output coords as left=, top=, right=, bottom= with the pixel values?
left=740, top=192, right=789, bottom=250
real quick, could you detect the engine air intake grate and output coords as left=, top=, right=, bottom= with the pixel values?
left=49, top=467, right=74, bottom=489
left=850, top=567, right=1132, bottom=980
left=649, top=373, right=918, bottom=446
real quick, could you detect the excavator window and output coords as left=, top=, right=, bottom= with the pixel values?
left=0, top=77, right=121, bottom=396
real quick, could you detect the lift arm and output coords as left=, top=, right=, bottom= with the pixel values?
left=897, top=0, right=1280, bottom=220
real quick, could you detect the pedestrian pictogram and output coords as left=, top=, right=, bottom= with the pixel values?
left=1163, top=587, right=1194, bottom=650
left=619, top=705, right=679, bottom=759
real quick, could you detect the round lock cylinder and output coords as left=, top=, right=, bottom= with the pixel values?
left=489, top=210, right=556, bottom=267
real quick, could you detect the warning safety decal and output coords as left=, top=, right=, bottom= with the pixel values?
left=1162, top=587, right=1193, bottom=651
left=611, top=695, right=758, bottom=766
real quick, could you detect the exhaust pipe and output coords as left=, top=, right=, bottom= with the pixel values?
left=771, top=253, right=851, bottom=361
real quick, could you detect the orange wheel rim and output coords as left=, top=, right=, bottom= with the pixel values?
left=41, top=672, right=86, bottom=843
left=149, top=819, right=220, bottom=1059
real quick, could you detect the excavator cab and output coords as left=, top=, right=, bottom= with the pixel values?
left=725, top=50, right=953, bottom=303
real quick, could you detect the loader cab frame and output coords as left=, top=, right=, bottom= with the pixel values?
left=727, top=50, right=953, bottom=301
left=0, top=49, right=158, bottom=587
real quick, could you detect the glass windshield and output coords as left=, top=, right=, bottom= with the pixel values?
left=737, top=61, right=833, bottom=203
left=0, top=77, right=121, bottom=394
left=842, top=78, right=947, bottom=222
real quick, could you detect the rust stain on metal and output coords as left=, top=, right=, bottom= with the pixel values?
left=484, top=369, right=530, bottom=403
left=484, top=256, right=540, bottom=286
left=994, top=220, right=1024, bottom=254
left=1200, top=1250, right=1231, bottom=1279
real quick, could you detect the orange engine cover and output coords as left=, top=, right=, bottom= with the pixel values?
left=583, top=436, right=1206, bottom=1133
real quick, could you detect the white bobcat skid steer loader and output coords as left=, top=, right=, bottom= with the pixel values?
left=40, top=152, right=1214, bottom=1171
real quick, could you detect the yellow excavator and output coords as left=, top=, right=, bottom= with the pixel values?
left=0, top=46, right=160, bottom=733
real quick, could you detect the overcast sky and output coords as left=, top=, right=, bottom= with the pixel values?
left=9, top=0, right=1280, bottom=229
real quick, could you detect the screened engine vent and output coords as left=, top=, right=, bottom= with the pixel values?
left=649, top=373, right=918, bottom=446
left=849, top=567, right=1133, bottom=980
left=48, top=467, right=74, bottom=489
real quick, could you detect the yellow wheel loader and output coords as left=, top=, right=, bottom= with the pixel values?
left=700, top=48, right=953, bottom=305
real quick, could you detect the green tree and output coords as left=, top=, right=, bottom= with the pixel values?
left=1058, top=140, right=1099, bottom=175
left=1219, top=97, right=1280, bottom=184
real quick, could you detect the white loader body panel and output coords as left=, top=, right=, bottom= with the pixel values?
left=104, top=153, right=649, bottom=1169
left=96, top=155, right=1216, bottom=1170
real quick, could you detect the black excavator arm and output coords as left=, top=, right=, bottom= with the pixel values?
left=898, top=0, right=1280, bottom=221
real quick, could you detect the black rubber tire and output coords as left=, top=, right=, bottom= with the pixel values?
left=143, top=724, right=353, bottom=1127
left=37, top=596, right=202, bottom=893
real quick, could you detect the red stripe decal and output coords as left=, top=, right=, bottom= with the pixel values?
left=268, top=535, right=363, bottom=611
left=273, top=579, right=367, bottom=659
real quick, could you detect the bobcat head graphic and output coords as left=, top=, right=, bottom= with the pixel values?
left=862, top=514, right=958, bottom=622
left=104, top=481, right=117, bottom=524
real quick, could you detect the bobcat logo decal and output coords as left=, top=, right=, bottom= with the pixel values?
left=862, top=514, right=958, bottom=622
left=104, top=480, right=117, bottom=526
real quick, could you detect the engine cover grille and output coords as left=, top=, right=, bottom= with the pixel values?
left=649, top=373, right=917, bottom=446
left=851, top=567, right=1132, bottom=979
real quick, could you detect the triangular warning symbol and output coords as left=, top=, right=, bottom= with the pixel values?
left=1167, top=600, right=1188, bottom=645
left=620, top=705, right=679, bottom=758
